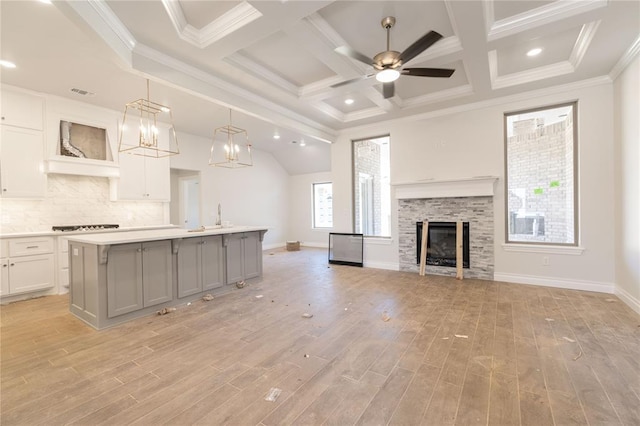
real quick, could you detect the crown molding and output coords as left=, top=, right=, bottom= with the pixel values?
left=609, top=36, right=640, bottom=80
left=225, top=53, right=299, bottom=96
left=486, top=0, right=607, bottom=41
left=161, top=0, right=262, bottom=49
left=298, top=76, right=346, bottom=98
left=309, top=101, right=344, bottom=122
left=489, top=50, right=575, bottom=90
left=399, top=85, right=474, bottom=109
left=570, top=21, right=601, bottom=68
left=304, top=12, right=370, bottom=75
left=343, top=107, right=386, bottom=122
left=339, top=75, right=612, bottom=137
left=61, top=0, right=136, bottom=66
left=133, top=43, right=336, bottom=143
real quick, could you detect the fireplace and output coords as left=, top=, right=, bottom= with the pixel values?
left=416, top=222, right=470, bottom=268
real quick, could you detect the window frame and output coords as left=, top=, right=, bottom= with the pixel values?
left=351, top=134, right=391, bottom=238
left=503, top=101, right=579, bottom=246
left=312, top=181, right=333, bottom=229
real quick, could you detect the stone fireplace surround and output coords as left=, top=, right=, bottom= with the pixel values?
left=394, top=178, right=496, bottom=280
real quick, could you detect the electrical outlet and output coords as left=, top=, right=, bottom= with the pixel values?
left=542, top=256, right=549, bottom=266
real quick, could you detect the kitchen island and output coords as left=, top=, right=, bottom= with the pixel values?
left=66, top=226, right=268, bottom=329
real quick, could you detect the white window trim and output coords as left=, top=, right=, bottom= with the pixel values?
left=502, top=243, right=584, bottom=255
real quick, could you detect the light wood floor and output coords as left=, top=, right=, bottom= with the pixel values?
left=1, top=248, right=639, bottom=425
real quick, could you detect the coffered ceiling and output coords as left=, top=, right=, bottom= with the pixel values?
left=1, top=1, right=638, bottom=174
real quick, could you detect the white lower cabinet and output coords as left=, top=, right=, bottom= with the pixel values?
left=0, top=237, right=55, bottom=296
left=176, top=235, right=224, bottom=298
left=1, top=257, right=9, bottom=296
left=107, top=240, right=172, bottom=318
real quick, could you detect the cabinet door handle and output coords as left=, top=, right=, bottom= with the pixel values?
left=137, top=248, right=142, bottom=252
left=26, top=245, right=39, bottom=249
left=10, top=263, right=15, bottom=266
left=2, top=188, right=6, bottom=192
left=2, top=264, right=7, bottom=268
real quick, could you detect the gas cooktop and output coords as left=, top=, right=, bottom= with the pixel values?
left=52, top=224, right=120, bottom=232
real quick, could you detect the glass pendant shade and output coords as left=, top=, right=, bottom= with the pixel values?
left=118, top=79, right=179, bottom=158
left=209, top=110, right=252, bottom=168
left=375, top=68, right=400, bottom=82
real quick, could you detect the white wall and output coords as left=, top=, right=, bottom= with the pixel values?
left=613, top=55, right=640, bottom=313
left=288, top=171, right=332, bottom=247
left=332, top=81, right=618, bottom=291
left=170, top=132, right=290, bottom=248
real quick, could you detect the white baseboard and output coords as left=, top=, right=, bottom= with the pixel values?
left=494, top=272, right=614, bottom=294
left=263, top=242, right=285, bottom=250
left=262, top=242, right=328, bottom=250
left=301, top=242, right=328, bottom=249
left=364, top=261, right=400, bottom=271
left=614, top=286, right=640, bottom=315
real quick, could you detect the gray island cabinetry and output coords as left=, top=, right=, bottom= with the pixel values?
left=175, top=235, right=224, bottom=298
left=106, top=241, right=173, bottom=317
left=224, top=231, right=262, bottom=284
left=67, top=227, right=267, bottom=329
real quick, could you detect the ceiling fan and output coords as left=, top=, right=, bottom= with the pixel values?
left=332, top=16, right=455, bottom=99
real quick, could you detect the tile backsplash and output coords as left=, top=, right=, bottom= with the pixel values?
left=0, top=174, right=166, bottom=233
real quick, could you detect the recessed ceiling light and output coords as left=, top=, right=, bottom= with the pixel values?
left=300, top=140, right=306, bottom=147
left=527, top=48, right=542, bottom=57
left=273, top=134, right=280, bottom=140
left=0, top=60, right=17, bottom=69
left=344, top=98, right=354, bottom=105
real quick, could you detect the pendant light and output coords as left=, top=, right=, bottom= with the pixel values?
left=118, top=79, right=179, bottom=158
left=209, top=109, right=252, bottom=168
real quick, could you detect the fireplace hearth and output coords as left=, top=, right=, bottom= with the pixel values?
left=416, top=222, right=469, bottom=268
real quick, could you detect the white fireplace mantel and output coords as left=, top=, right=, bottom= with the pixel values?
left=392, top=176, right=498, bottom=199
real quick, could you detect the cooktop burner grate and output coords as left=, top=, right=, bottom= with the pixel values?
left=52, top=224, right=120, bottom=232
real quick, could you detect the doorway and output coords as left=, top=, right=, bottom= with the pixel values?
left=170, top=169, right=201, bottom=228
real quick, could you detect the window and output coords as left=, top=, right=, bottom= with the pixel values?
left=313, top=182, right=333, bottom=228
left=353, top=136, right=391, bottom=237
left=505, top=102, right=578, bottom=245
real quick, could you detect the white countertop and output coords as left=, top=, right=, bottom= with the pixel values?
left=65, top=226, right=269, bottom=245
left=0, top=225, right=180, bottom=239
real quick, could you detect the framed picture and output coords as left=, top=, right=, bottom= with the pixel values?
left=59, top=120, right=107, bottom=160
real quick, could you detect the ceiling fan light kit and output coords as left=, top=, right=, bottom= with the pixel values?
left=333, top=16, right=455, bottom=99
left=376, top=69, right=400, bottom=83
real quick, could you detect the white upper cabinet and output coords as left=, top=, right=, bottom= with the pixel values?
left=1, top=90, right=44, bottom=130
left=0, top=89, right=46, bottom=198
left=110, top=124, right=171, bottom=201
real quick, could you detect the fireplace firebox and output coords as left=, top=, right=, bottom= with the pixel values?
left=416, top=222, right=470, bottom=268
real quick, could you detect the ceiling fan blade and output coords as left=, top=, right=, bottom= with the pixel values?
left=383, top=82, right=395, bottom=99
left=402, top=67, right=455, bottom=78
left=334, top=46, right=373, bottom=66
left=330, top=74, right=374, bottom=88
left=397, top=30, right=443, bottom=65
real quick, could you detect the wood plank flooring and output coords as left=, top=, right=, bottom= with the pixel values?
left=1, top=248, right=639, bottom=425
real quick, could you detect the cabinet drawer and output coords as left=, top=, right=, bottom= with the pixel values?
left=0, top=240, right=8, bottom=258
left=9, top=237, right=54, bottom=256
